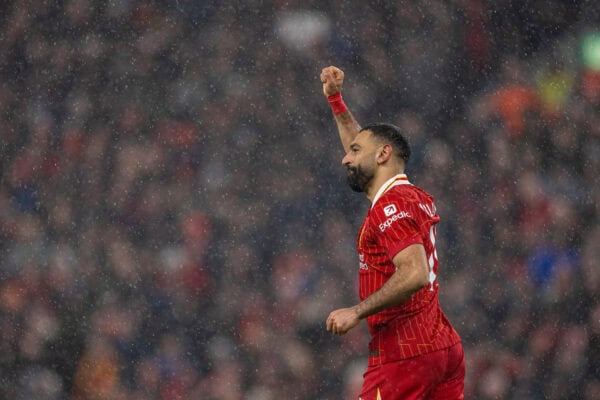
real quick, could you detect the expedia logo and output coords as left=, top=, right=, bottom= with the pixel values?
left=383, top=204, right=397, bottom=217
left=379, top=210, right=410, bottom=232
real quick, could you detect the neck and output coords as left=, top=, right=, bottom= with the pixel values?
left=366, top=169, right=405, bottom=203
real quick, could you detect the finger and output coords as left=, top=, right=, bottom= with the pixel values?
left=320, top=70, right=327, bottom=83
left=331, top=318, right=338, bottom=334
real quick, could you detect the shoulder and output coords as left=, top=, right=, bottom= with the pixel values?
left=370, top=186, right=417, bottom=227
left=378, top=184, right=433, bottom=208
left=372, top=184, right=437, bottom=223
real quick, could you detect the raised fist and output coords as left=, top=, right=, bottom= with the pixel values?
left=320, top=66, right=345, bottom=97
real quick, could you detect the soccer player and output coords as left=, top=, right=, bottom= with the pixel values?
left=321, top=66, right=465, bottom=400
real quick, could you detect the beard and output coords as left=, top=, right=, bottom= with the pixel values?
left=346, top=165, right=373, bottom=193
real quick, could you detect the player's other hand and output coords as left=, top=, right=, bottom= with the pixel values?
left=326, top=306, right=360, bottom=336
left=320, top=66, right=344, bottom=97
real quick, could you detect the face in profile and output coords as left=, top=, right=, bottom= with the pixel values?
left=343, top=130, right=377, bottom=193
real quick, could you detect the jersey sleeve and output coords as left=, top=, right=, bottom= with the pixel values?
left=372, top=198, right=423, bottom=261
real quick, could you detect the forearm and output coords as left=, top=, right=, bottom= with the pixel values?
left=325, top=88, right=360, bottom=152
left=354, top=269, right=427, bottom=320
left=333, top=109, right=361, bottom=153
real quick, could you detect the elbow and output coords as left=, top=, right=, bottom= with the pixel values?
left=413, top=266, right=430, bottom=292
left=415, top=274, right=429, bottom=291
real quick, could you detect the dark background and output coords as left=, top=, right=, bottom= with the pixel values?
left=1, top=1, right=599, bottom=399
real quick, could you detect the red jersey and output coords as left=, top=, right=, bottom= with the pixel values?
left=357, top=174, right=461, bottom=364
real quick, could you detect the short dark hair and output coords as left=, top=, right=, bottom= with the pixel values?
left=360, top=123, right=411, bottom=164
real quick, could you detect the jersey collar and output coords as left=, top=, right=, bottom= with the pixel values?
left=371, top=174, right=411, bottom=209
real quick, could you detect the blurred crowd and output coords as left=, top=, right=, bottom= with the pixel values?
left=1, top=1, right=599, bottom=399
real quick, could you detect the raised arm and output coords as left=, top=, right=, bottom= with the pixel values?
left=320, top=66, right=362, bottom=153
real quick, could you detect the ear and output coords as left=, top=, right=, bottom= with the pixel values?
left=376, top=144, right=393, bottom=165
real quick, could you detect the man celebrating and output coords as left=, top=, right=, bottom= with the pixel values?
left=321, top=66, right=465, bottom=400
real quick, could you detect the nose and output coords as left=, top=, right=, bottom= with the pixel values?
left=342, top=151, right=352, bottom=166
